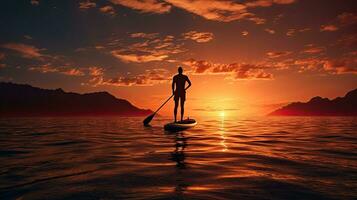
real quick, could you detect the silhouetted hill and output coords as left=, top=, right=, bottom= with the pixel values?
left=0, top=82, right=152, bottom=117
left=269, top=88, right=357, bottom=116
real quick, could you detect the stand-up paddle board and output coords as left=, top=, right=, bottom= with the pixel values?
left=164, top=118, right=197, bottom=131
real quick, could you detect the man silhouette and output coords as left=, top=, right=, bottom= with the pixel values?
left=172, top=66, right=191, bottom=122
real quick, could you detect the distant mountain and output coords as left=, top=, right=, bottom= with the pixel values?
left=0, top=82, right=152, bottom=117
left=269, top=88, right=357, bottom=116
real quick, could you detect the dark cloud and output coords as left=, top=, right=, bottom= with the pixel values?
left=29, top=64, right=85, bottom=76
left=1, top=43, right=44, bottom=60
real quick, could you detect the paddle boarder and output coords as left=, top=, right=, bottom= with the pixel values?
left=172, top=66, right=191, bottom=122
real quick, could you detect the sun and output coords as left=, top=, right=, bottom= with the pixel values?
left=219, top=111, right=225, bottom=117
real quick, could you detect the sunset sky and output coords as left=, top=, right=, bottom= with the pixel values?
left=0, top=0, right=356, bottom=116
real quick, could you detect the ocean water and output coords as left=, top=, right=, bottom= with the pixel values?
left=0, top=116, right=356, bottom=200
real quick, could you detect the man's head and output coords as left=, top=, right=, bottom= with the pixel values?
left=178, top=66, right=183, bottom=74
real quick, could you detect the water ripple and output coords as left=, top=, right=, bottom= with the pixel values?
left=0, top=116, right=356, bottom=199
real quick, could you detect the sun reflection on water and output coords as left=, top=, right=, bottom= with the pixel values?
left=219, top=111, right=228, bottom=152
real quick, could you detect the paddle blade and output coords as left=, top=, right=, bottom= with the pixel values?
left=143, top=113, right=155, bottom=126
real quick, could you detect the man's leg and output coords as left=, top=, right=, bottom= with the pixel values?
left=180, top=98, right=185, bottom=121
left=174, top=99, right=178, bottom=122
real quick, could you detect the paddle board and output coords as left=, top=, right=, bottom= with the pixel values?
left=164, top=118, right=197, bottom=131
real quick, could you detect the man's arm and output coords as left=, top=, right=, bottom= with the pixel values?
left=172, top=76, right=176, bottom=95
left=185, top=76, right=192, bottom=90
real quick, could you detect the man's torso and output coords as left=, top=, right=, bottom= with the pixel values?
left=174, top=74, right=187, bottom=95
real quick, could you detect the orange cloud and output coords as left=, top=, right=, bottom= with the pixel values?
left=246, top=0, right=296, bottom=7
left=2, top=43, right=44, bottom=59
left=109, top=33, right=184, bottom=63
left=265, top=28, right=275, bottom=34
left=165, top=0, right=249, bottom=22
left=92, top=68, right=171, bottom=86
left=130, top=32, right=159, bottom=39
left=79, top=1, right=96, bottom=9
left=286, top=29, right=295, bottom=36
left=323, top=56, right=357, bottom=75
left=89, top=66, right=105, bottom=76
left=110, top=0, right=171, bottom=14
left=183, top=31, right=214, bottom=43
left=242, top=31, right=249, bottom=36
left=183, top=59, right=273, bottom=80
left=286, top=28, right=310, bottom=36
left=302, top=45, right=325, bottom=54
left=111, top=51, right=168, bottom=63
left=99, top=6, right=116, bottom=15
left=320, top=24, right=338, bottom=32
left=266, top=51, right=292, bottom=58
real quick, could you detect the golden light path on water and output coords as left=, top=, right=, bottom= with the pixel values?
left=219, top=111, right=228, bottom=152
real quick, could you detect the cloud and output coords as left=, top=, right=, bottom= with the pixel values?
left=89, top=66, right=105, bottom=76
left=166, top=0, right=294, bottom=23
left=99, top=6, right=116, bottom=15
left=183, top=59, right=273, bottom=80
left=111, top=51, right=168, bottom=63
left=130, top=32, right=159, bottom=39
left=109, top=0, right=171, bottom=14
left=24, top=35, right=33, bottom=40
left=242, top=31, right=249, bottom=36
left=108, top=33, right=184, bottom=63
left=183, top=31, right=214, bottom=43
left=319, top=12, right=356, bottom=32
left=289, top=54, right=356, bottom=75
left=79, top=1, right=96, bottom=9
left=320, top=24, right=338, bottom=32
left=336, top=33, right=357, bottom=48
left=92, top=68, right=171, bottom=86
left=248, top=16, right=266, bottom=24
left=29, top=64, right=85, bottom=76
left=165, top=0, right=249, bottom=22
left=337, top=12, right=357, bottom=26
left=323, top=56, right=357, bottom=75
left=286, top=28, right=310, bottom=36
left=1, top=43, right=44, bottom=59
left=286, top=29, right=295, bottom=36
left=104, top=0, right=295, bottom=23
left=30, top=0, right=39, bottom=6
left=266, top=51, right=292, bottom=58
left=265, top=28, right=275, bottom=34
left=301, top=45, right=325, bottom=54
left=245, top=0, right=296, bottom=7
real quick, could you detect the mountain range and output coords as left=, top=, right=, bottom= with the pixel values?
left=0, top=82, right=152, bottom=117
left=270, top=88, right=357, bottom=116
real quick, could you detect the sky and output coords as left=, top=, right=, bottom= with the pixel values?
left=0, top=0, right=356, bottom=116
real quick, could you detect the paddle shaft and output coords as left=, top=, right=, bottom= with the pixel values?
left=154, top=94, right=174, bottom=114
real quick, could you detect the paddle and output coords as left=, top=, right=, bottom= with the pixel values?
left=143, top=94, right=174, bottom=126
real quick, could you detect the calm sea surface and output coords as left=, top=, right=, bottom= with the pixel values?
left=0, top=116, right=356, bottom=200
